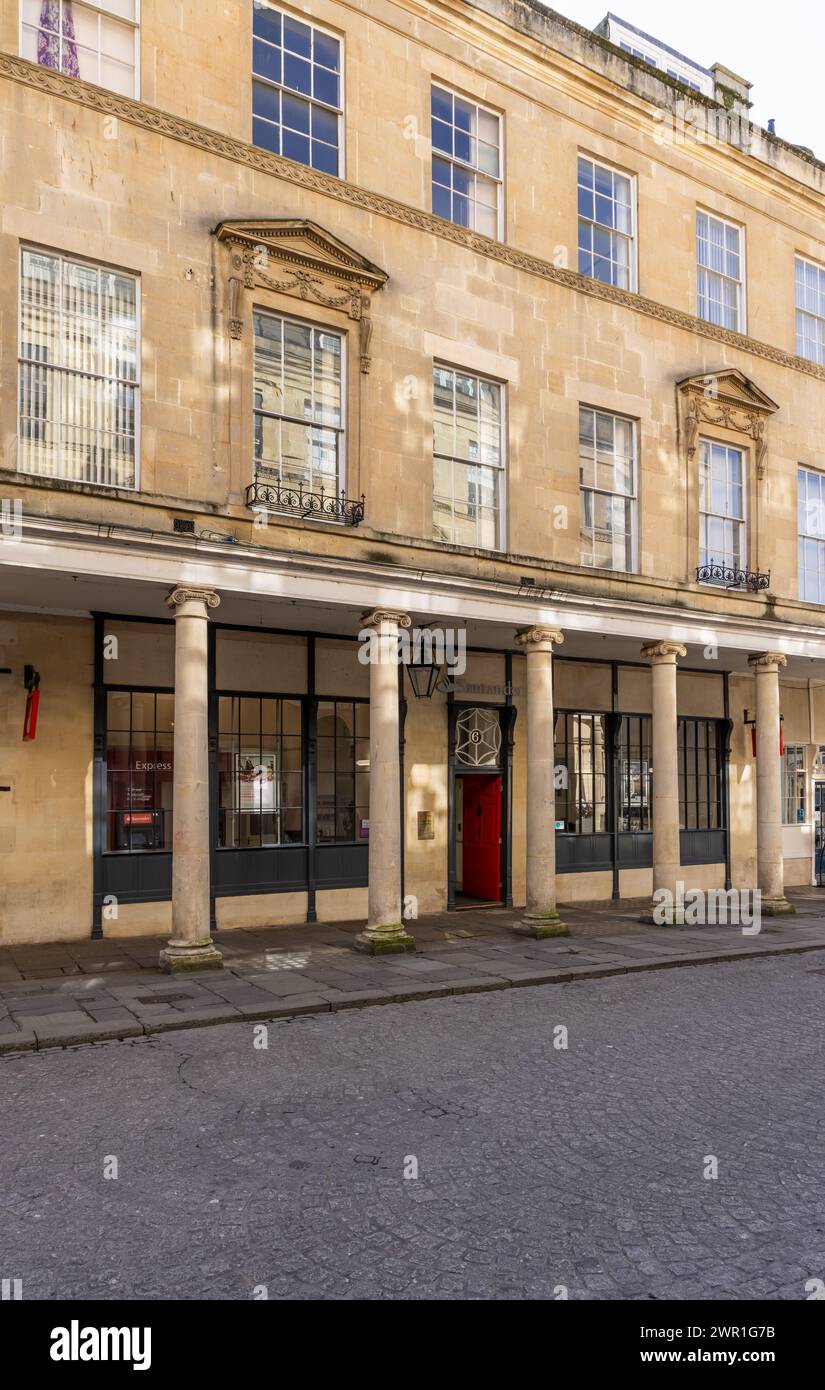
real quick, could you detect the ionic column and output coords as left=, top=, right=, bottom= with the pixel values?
left=514, top=626, right=567, bottom=938
left=354, top=608, right=415, bottom=954
left=748, top=651, right=794, bottom=914
left=641, top=640, right=686, bottom=922
left=159, top=586, right=224, bottom=973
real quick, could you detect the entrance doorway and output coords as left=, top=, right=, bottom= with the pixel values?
left=815, top=783, right=825, bottom=886
left=456, top=773, right=502, bottom=905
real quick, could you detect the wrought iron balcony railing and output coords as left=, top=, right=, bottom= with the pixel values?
left=696, top=564, right=770, bottom=592
left=246, top=479, right=365, bottom=526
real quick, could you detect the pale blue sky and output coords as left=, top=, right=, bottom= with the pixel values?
left=545, top=1, right=825, bottom=157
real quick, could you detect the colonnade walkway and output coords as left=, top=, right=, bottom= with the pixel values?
left=1, top=892, right=825, bottom=1052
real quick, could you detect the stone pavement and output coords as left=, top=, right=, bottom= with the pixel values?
left=1, top=890, right=824, bottom=1053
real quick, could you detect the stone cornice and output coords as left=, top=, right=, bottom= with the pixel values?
left=3, top=51, right=825, bottom=385
left=11, top=512, right=825, bottom=656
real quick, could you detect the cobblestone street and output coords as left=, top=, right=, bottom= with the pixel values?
left=1, top=950, right=824, bottom=1301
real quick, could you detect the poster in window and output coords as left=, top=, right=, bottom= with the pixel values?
left=237, top=755, right=277, bottom=812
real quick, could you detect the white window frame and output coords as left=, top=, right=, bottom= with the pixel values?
left=20, top=0, right=141, bottom=99
left=430, top=83, right=504, bottom=241
left=577, top=154, right=637, bottom=293
left=251, top=2, right=345, bottom=179
left=432, top=362, right=506, bottom=552
left=665, top=67, right=701, bottom=92
left=577, top=406, right=638, bottom=573
left=795, top=254, right=825, bottom=365
left=783, top=744, right=807, bottom=825
left=696, top=209, right=746, bottom=333
left=17, top=243, right=141, bottom=491
left=797, top=465, right=825, bottom=603
left=698, top=439, right=747, bottom=584
left=252, top=307, right=347, bottom=502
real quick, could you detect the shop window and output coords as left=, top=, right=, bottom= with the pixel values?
left=218, top=696, right=304, bottom=847
left=554, top=712, right=607, bottom=833
left=617, top=714, right=651, bottom=831
left=783, top=745, right=807, bottom=825
left=316, top=700, right=369, bottom=842
left=105, top=690, right=173, bottom=852
left=678, top=718, right=722, bottom=829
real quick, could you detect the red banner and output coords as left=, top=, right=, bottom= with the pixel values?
left=22, top=689, right=39, bottom=741
left=749, top=723, right=784, bottom=757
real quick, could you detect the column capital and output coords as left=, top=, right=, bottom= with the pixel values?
left=641, top=640, right=687, bottom=663
left=360, top=607, right=411, bottom=630
left=748, top=651, right=788, bottom=672
left=165, top=586, right=221, bottom=613
left=516, top=626, right=564, bottom=652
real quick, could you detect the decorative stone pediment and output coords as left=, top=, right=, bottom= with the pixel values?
left=678, top=369, right=779, bottom=478
left=214, top=219, right=388, bottom=371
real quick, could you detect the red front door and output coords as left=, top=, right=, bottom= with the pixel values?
left=461, top=774, right=502, bottom=901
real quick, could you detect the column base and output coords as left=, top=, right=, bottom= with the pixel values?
left=158, top=938, right=224, bottom=973
left=760, top=897, right=796, bottom=916
left=353, top=926, right=416, bottom=955
left=514, top=911, right=569, bottom=939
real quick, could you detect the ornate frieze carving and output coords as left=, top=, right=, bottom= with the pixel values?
left=678, top=370, right=778, bottom=479
left=215, top=219, right=387, bottom=372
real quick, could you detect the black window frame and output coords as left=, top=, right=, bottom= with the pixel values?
left=216, top=691, right=306, bottom=850
left=315, top=698, right=370, bottom=845
left=617, top=713, right=652, bottom=832
left=554, top=710, right=608, bottom=834
left=104, top=685, right=174, bottom=854
left=678, top=717, right=723, bottom=831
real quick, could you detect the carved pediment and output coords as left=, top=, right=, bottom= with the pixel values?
left=678, top=369, right=779, bottom=414
left=214, top=219, right=388, bottom=371
left=678, top=369, right=779, bottom=478
left=214, top=218, right=388, bottom=291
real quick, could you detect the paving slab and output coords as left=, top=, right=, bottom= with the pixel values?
left=0, top=893, right=823, bottom=1049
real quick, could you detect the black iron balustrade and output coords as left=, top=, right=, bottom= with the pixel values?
left=246, top=479, right=366, bottom=526
left=695, top=564, right=770, bottom=592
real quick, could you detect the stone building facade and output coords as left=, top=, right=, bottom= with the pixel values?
left=1, top=1, right=825, bottom=959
